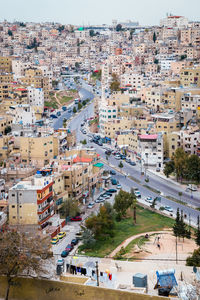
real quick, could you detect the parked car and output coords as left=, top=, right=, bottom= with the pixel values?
left=145, top=197, right=153, bottom=203
left=156, top=167, right=160, bottom=172
left=111, top=178, right=118, bottom=185
left=110, top=170, right=116, bottom=175
left=134, top=191, right=141, bottom=198
left=117, top=184, right=122, bottom=189
left=107, top=188, right=117, bottom=193
left=87, top=202, right=95, bottom=208
left=65, top=244, right=74, bottom=252
left=51, top=236, right=59, bottom=245
left=115, top=155, right=121, bottom=160
left=70, top=216, right=82, bottom=222
left=95, top=199, right=101, bottom=203
left=61, top=250, right=69, bottom=258
left=164, top=206, right=173, bottom=213
left=57, top=232, right=66, bottom=239
left=129, top=161, right=136, bottom=166
left=71, top=238, right=79, bottom=246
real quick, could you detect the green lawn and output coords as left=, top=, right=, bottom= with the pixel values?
left=44, top=100, right=58, bottom=109
left=60, top=96, right=73, bottom=104
left=79, top=206, right=174, bottom=257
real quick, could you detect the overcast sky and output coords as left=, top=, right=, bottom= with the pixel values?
left=1, top=0, right=200, bottom=26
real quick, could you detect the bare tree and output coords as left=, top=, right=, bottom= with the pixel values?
left=0, top=231, right=53, bottom=300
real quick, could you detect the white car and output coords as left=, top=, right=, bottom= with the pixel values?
left=145, top=197, right=153, bottom=203
left=164, top=206, right=173, bottom=213
left=117, top=184, right=121, bottom=189
left=134, top=191, right=141, bottom=198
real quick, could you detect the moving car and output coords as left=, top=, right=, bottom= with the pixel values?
left=186, top=184, right=198, bottom=192
left=70, top=216, right=82, bottom=222
left=164, top=206, right=173, bottom=213
left=51, top=236, right=59, bottom=245
left=57, top=232, right=66, bottom=239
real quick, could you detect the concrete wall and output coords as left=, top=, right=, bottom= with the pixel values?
left=0, top=276, right=169, bottom=300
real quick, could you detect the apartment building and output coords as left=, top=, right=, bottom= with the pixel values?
left=160, top=16, right=188, bottom=28
left=8, top=169, right=54, bottom=228
left=153, top=113, right=180, bottom=133
left=0, top=115, right=13, bottom=135
left=138, top=133, right=163, bottom=168
left=0, top=56, right=12, bottom=73
left=120, top=73, right=144, bottom=91
left=17, top=134, right=59, bottom=167
left=180, top=68, right=200, bottom=88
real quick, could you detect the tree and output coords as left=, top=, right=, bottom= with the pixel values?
left=186, top=248, right=200, bottom=267
left=173, top=148, right=187, bottom=181
left=185, top=154, right=200, bottom=183
left=85, top=205, right=115, bottom=240
left=82, top=100, right=86, bottom=106
left=118, top=161, right=123, bottom=169
left=110, top=73, right=120, bottom=92
left=59, top=199, right=80, bottom=219
left=78, top=102, right=82, bottom=110
left=63, top=118, right=67, bottom=128
left=75, top=62, right=80, bottom=69
left=164, top=160, right=175, bottom=178
left=116, top=24, right=122, bottom=32
left=8, top=30, right=13, bottom=36
left=153, top=32, right=157, bottom=43
left=0, top=231, right=52, bottom=300
left=4, top=126, right=11, bottom=135
left=80, top=139, right=87, bottom=145
left=173, top=208, right=181, bottom=238
left=178, top=192, right=183, bottom=202
left=89, top=29, right=95, bottom=37
left=154, top=59, right=159, bottom=64
left=82, top=229, right=95, bottom=249
left=114, top=190, right=135, bottom=218
left=73, top=107, right=77, bottom=113
left=195, top=216, right=200, bottom=247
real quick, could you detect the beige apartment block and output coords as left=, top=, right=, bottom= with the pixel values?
left=104, top=119, right=134, bottom=139
left=0, top=56, right=12, bottom=73
left=180, top=68, right=200, bottom=88
left=0, top=115, right=13, bottom=135
left=153, top=114, right=180, bottom=133
left=18, top=135, right=59, bottom=167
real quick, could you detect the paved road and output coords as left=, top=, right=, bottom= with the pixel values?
left=65, top=88, right=200, bottom=227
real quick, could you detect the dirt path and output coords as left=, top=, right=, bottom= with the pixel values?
left=108, top=230, right=172, bottom=258
left=55, top=92, right=61, bottom=106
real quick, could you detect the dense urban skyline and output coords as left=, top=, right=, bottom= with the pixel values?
left=1, top=0, right=200, bottom=26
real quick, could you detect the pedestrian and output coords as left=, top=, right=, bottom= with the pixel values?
left=157, top=243, right=160, bottom=250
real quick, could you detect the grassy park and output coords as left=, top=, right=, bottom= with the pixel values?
left=79, top=205, right=174, bottom=257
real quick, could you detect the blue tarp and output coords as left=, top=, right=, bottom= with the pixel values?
left=156, top=269, right=177, bottom=288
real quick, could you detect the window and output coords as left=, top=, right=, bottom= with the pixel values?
left=12, top=194, right=15, bottom=197
left=13, top=216, right=16, bottom=219
left=12, top=205, right=15, bottom=208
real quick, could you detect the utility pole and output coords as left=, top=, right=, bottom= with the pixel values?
left=175, top=235, right=178, bottom=264
left=96, top=261, right=99, bottom=286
